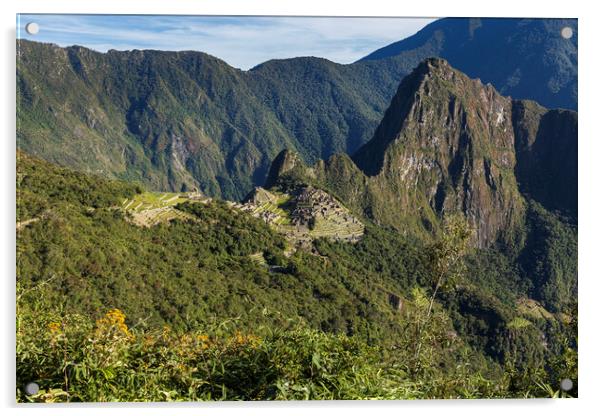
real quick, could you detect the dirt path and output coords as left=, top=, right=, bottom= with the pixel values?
left=16, top=217, right=40, bottom=231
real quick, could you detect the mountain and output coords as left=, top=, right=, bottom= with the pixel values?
left=15, top=18, right=579, bottom=400
left=266, top=59, right=577, bottom=256
left=352, top=57, right=525, bottom=247
left=17, top=18, right=577, bottom=200
left=12, top=150, right=474, bottom=350
left=17, top=41, right=299, bottom=200
left=512, top=100, right=578, bottom=217
left=16, top=41, right=396, bottom=201
left=360, top=17, right=578, bottom=111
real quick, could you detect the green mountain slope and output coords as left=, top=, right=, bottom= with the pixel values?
left=17, top=41, right=401, bottom=201
left=16, top=150, right=417, bottom=336
left=17, top=41, right=299, bottom=200
left=269, top=59, right=577, bottom=247
left=17, top=18, right=577, bottom=200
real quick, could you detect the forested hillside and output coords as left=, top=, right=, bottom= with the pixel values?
left=16, top=152, right=577, bottom=401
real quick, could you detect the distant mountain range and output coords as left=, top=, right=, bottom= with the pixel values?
left=360, top=18, right=577, bottom=111
left=17, top=18, right=577, bottom=201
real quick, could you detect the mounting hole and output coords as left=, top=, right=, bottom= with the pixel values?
left=24, top=382, right=39, bottom=395
left=560, top=378, right=574, bottom=392
left=561, top=26, right=573, bottom=39
left=25, top=22, right=39, bottom=35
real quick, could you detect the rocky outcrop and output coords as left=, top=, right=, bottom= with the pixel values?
left=264, top=150, right=305, bottom=188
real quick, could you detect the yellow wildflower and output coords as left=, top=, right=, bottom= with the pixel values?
left=95, top=308, right=132, bottom=339
left=196, top=334, right=211, bottom=350
left=47, top=322, right=61, bottom=334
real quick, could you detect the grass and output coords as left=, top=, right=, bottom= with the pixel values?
left=17, top=307, right=423, bottom=402
left=248, top=192, right=292, bottom=226
left=246, top=188, right=364, bottom=245
left=507, top=317, right=533, bottom=330
left=310, top=214, right=364, bottom=240
left=248, top=252, right=268, bottom=266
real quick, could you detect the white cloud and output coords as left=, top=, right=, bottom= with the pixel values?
left=17, top=15, right=437, bottom=69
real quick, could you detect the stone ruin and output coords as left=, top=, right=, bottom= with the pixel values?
left=237, top=185, right=364, bottom=247
left=290, top=186, right=345, bottom=227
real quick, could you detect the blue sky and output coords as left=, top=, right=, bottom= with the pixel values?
left=16, top=14, right=436, bottom=70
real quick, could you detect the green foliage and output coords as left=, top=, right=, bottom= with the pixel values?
left=518, top=201, right=578, bottom=312
left=16, top=288, right=509, bottom=402
left=427, top=214, right=473, bottom=297
left=17, top=294, right=396, bottom=401
left=16, top=155, right=577, bottom=400
left=17, top=151, right=141, bottom=221
left=504, top=306, right=577, bottom=399
left=412, top=215, right=472, bottom=371
left=17, top=157, right=409, bottom=339
left=17, top=39, right=401, bottom=200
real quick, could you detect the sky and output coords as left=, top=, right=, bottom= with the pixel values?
left=16, top=14, right=436, bottom=70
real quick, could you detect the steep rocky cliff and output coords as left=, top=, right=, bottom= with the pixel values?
left=354, top=58, right=525, bottom=246
left=267, top=59, right=577, bottom=248
left=512, top=100, right=578, bottom=219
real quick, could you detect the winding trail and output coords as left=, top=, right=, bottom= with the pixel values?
left=16, top=217, right=40, bottom=231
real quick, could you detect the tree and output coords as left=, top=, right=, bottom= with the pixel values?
left=426, top=214, right=473, bottom=319
left=414, top=214, right=473, bottom=364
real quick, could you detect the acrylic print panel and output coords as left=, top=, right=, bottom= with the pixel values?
left=16, top=14, right=577, bottom=402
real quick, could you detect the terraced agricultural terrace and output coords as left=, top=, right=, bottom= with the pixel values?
left=122, top=191, right=209, bottom=227
left=121, top=185, right=363, bottom=250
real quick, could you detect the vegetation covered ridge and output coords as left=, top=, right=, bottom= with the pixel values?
left=17, top=152, right=577, bottom=401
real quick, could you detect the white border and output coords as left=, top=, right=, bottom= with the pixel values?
left=2, top=1, right=600, bottom=415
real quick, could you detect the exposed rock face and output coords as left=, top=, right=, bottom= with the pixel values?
left=268, top=59, right=577, bottom=247
left=264, top=150, right=305, bottom=188
left=353, top=58, right=525, bottom=246
left=512, top=100, right=578, bottom=219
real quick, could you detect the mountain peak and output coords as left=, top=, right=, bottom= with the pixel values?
left=420, top=57, right=451, bottom=70
left=358, top=18, right=577, bottom=111
left=264, top=149, right=307, bottom=189
left=312, top=58, right=576, bottom=247
left=346, top=59, right=525, bottom=246
left=352, top=57, right=486, bottom=176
